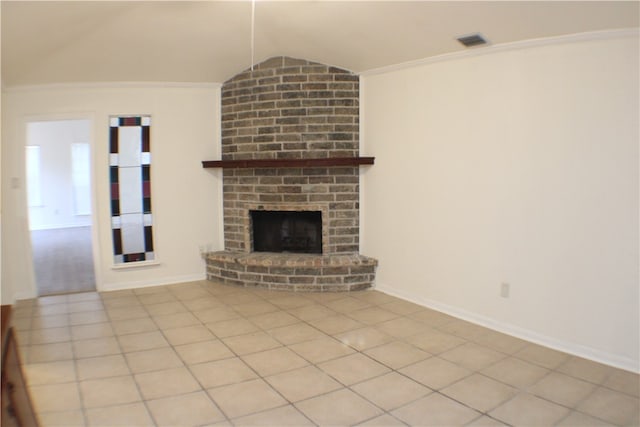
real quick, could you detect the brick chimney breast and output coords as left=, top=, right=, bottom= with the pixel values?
left=208, top=56, right=377, bottom=292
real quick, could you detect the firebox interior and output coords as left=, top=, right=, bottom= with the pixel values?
left=251, top=210, right=322, bottom=254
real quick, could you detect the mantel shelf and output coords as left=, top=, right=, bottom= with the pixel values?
left=202, top=156, right=375, bottom=169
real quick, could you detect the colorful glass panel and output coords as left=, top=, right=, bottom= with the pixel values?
left=109, top=116, right=154, bottom=264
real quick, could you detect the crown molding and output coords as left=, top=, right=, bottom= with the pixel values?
left=3, top=81, right=222, bottom=93
left=361, top=28, right=639, bottom=77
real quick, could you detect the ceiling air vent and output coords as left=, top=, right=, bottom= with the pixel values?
left=457, top=33, right=487, bottom=48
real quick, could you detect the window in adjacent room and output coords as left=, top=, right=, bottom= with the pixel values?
left=25, top=145, right=43, bottom=207
left=71, top=143, right=91, bottom=215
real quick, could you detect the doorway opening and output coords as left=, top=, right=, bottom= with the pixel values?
left=26, top=119, right=96, bottom=296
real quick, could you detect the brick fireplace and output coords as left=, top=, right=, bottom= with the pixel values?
left=204, top=56, right=377, bottom=291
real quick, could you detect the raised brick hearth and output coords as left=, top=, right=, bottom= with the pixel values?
left=205, top=56, right=377, bottom=291
left=206, top=252, right=377, bottom=292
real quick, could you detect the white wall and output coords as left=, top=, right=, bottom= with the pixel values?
left=361, top=32, right=639, bottom=371
left=1, top=83, right=223, bottom=303
left=27, top=119, right=92, bottom=230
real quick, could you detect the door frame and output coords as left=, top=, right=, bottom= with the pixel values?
left=23, top=113, right=102, bottom=295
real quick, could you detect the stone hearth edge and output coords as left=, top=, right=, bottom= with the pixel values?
left=206, top=251, right=378, bottom=292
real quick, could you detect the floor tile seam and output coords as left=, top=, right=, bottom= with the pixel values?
left=289, top=386, right=388, bottom=422
left=436, top=350, right=512, bottom=375
left=437, top=375, right=522, bottom=414
left=466, top=363, right=550, bottom=396
left=400, top=334, right=469, bottom=356
left=467, top=413, right=514, bottom=427
left=220, top=334, right=389, bottom=415
left=79, top=394, right=148, bottom=413
left=315, top=355, right=393, bottom=389
left=75, top=374, right=144, bottom=417
left=444, top=337, right=513, bottom=357
left=595, top=383, right=640, bottom=400
left=388, top=391, right=486, bottom=425
left=283, top=322, right=363, bottom=358
left=217, top=340, right=285, bottom=358
left=352, top=409, right=408, bottom=427
left=27, top=311, right=71, bottom=323
left=138, top=297, right=182, bottom=307
left=34, top=296, right=70, bottom=306
left=282, top=306, right=339, bottom=324
left=239, top=303, right=347, bottom=350
left=70, top=326, right=117, bottom=342
left=508, top=352, right=570, bottom=372
left=68, top=316, right=111, bottom=328
left=121, top=354, right=186, bottom=376
left=467, top=336, right=529, bottom=356
left=555, top=359, right=613, bottom=385
left=228, top=402, right=317, bottom=426
left=551, top=409, right=602, bottom=427
left=131, top=371, right=208, bottom=426
left=64, top=305, right=108, bottom=316
left=431, top=322, right=491, bottom=340
left=391, top=360, right=455, bottom=391
left=599, top=370, right=640, bottom=396
left=359, top=346, right=434, bottom=373
left=111, top=322, right=160, bottom=337
left=544, top=364, right=627, bottom=393
left=186, top=354, right=260, bottom=394
left=143, top=296, right=238, bottom=362
left=429, top=388, right=503, bottom=421
left=103, top=300, right=145, bottom=311
left=150, top=387, right=229, bottom=427
left=77, top=369, right=92, bottom=427
left=239, top=353, right=312, bottom=377
left=28, top=336, right=73, bottom=347
left=204, top=379, right=290, bottom=422
left=346, top=376, right=434, bottom=413
left=557, top=369, right=622, bottom=392
left=176, top=308, right=285, bottom=409
left=27, top=376, right=83, bottom=392
left=245, top=311, right=301, bottom=331
left=144, top=303, right=191, bottom=318
left=485, top=390, right=572, bottom=423
left=285, top=342, right=358, bottom=366
left=565, top=385, right=637, bottom=426
left=341, top=311, right=403, bottom=326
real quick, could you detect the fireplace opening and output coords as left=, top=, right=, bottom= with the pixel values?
left=251, top=210, right=322, bottom=254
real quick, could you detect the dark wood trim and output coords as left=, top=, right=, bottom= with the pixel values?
left=2, top=305, right=40, bottom=426
left=202, top=157, right=375, bottom=169
left=1, top=306, right=10, bottom=346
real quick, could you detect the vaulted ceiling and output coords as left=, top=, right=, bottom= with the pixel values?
left=2, top=1, right=638, bottom=87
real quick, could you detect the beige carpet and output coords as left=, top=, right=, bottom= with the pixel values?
left=30, top=226, right=96, bottom=296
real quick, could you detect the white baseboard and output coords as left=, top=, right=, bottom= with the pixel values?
left=30, top=223, right=92, bottom=231
left=100, top=273, right=207, bottom=293
left=375, top=283, right=639, bottom=374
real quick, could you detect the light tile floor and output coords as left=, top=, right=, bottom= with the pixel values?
left=9, top=280, right=640, bottom=427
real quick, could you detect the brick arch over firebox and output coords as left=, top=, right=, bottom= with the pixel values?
left=206, top=56, right=378, bottom=291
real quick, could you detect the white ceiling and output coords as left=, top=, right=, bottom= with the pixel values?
left=2, top=1, right=638, bottom=86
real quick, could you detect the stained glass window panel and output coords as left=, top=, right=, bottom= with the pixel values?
left=109, top=116, right=154, bottom=264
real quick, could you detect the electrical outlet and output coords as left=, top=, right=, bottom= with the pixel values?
left=500, top=283, right=510, bottom=298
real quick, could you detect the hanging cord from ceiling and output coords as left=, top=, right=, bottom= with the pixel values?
left=251, top=0, right=256, bottom=71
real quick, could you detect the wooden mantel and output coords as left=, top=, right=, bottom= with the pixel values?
left=202, top=157, right=375, bottom=169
